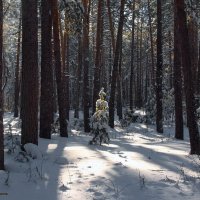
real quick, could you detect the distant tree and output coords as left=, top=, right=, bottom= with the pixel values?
left=40, top=0, right=54, bottom=139
left=156, top=0, right=163, bottom=133
left=174, top=0, right=200, bottom=154
left=21, top=0, right=38, bottom=145
left=51, top=0, right=68, bottom=137
left=0, top=0, right=4, bottom=170
left=109, top=0, right=125, bottom=128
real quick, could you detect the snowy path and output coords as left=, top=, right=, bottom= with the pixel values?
left=1, top=115, right=200, bottom=200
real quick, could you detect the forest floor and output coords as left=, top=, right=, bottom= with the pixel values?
left=0, top=112, right=200, bottom=200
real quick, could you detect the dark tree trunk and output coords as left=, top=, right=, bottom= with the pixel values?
left=82, top=0, right=91, bottom=132
left=117, top=46, right=123, bottom=120
left=21, top=0, right=38, bottom=145
left=106, top=0, right=115, bottom=53
left=51, top=0, right=68, bottom=137
left=174, top=5, right=183, bottom=140
left=109, top=0, right=125, bottom=128
left=74, top=34, right=82, bottom=119
left=174, top=0, right=200, bottom=154
left=197, top=41, right=200, bottom=94
left=63, top=13, right=70, bottom=121
left=147, top=0, right=155, bottom=87
left=130, top=0, right=135, bottom=111
left=40, top=0, right=54, bottom=139
left=0, top=0, right=4, bottom=170
left=93, top=0, right=103, bottom=113
left=156, top=0, right=163, bottom=133
left=14, top=15, right=21, bottom=118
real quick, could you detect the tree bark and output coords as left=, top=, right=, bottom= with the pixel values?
left=0, top=0, right=4, bottom=170
left=174, top=5, right=183, bottom=140
left=109, top=0, right=125, bottom=128
left=130, top=0, right=135, bottom=111
left=82, top=0, right=91, bottom=132
left=21, top=0, right=38, bottom=145
left=156, top=0, right=163, bottom=133
left=93, top=0, right=103, bottom=113
left=174, top=0, right=200, bottom=154
left=40, top=0, right=54, bottom=139
left=51, top=0, right=68, bottom=137
left=14, top=15, right=21, bottom=118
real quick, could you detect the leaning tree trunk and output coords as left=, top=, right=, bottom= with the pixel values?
left=40, top=0, right=54, bottom=139
left=174, top=5, right=183, bottom=140
left=156, top=0, right=163, bottom=133
left=51, top=0, right=68, bottom=137
left=21, top=0, right=38, bottom=145
left=174, top=0, right=200, bottom=155
left=109, top=0, right=125, bottom=128
left=0, top=0, right=4, bottom=170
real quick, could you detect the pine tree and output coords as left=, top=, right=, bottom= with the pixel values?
left=40, top=0, right=54, bottom=139
left=21, top=0, right=38, bottom=145
left=0, top=0, right=4, bottom=170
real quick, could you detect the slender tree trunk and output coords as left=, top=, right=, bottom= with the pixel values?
left=156, top=0, right=163, bottom=133
left=64, top=14, right=70, bottom=120
left=109, top=0, right=125, bottom=128
left=147, top=0, right=155, bottom=87
left=14, top=15, right=21, bottom=118
left=197, top=41, right=200, bottom=94
left=40, top=0, right=54, bottom=139
left=0, top=0, right=4, bottom=170
left=106, top=0, right=115, bottom=53
left=74, top=34, right=82, bottom=119
left=93, top=0, right=103, bottom=113
left=168, top=31, right=173, bottom=89
left=130, top=0, right=135, bottom=111
left=51, top=0, right=68, bottom=137
left=82, top=0, right=91, bottom=132
left=188, top=17, right=198, bottom=92
left=174, top=0, right=200, bottom=154
left=117, top=46, right=123, bottom=120
left=174, top=5, right=183, bottom=140
left=21, top=0, right=38, bottom=145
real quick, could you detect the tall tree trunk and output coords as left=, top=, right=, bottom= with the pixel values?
left=147, top=0, right=155, bottom=87
left=14, top=15, right=21, bottom=118
left=130, top=0, right=135, bottom=111
left=156, top=0, right=163, bottom=133
left=82, top=0, right=91, bottom=132
left=174, top=0, right=200, bottom=154
left=106, top=0, right=115, bottom=53
left=51, top=0, right=68, bottom=137
left=197, top=41, right=200, bottom=94
left=64, top=14, right=70, bottom=121
left=93, top=0, right=103, bottom=113
left=188, top=17, right=198, bottom=92
left=0, top=0, right=4, bottom=170
left=74, top=34, right=82, bottom=119
left=109, top=0, right=125, bottom=128
left=40, top=0, right=54, bottom=139
left=174, top=5, right=183, bottom=140
left=21, top=0, right=38, bottom=145
left=117, top=45, right=123, bottom=120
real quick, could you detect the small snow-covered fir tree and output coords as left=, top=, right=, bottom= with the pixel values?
left=89, top=88, right=110, bottom=145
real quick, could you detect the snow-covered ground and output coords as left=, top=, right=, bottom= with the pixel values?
left=0, top=113, right=200, bottom=200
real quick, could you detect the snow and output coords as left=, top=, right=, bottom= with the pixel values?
left=0, top=113, right=200, bottom=200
